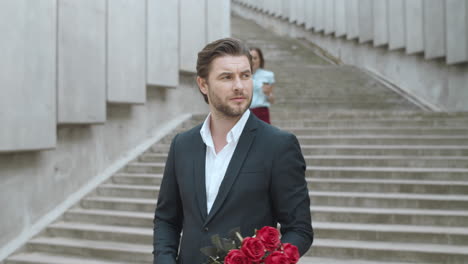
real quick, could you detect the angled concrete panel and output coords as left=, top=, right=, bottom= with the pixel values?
left=282, top=0, right=290, bottom=20
left=58, top=0, right=106, bottom=124
left=207, top=0, right=230, bottom=42
left=423, top=0, right=446, bottom=59
left=180, top=0, right=206, bottom=72
left=324, top=0, right=335, bottom=35
left=258, top=0, right=265, bottom=12
left=0, top=0, right=56, bottom=152
left=107, top=0, right=146, bottom=103
left=272, top=0, right=279, bottom=17
left=289, top=0, right=298, bottom=23
left=446, top=0, right=468, bottom=64
left=304, top=0, right=314, bottom=30
left=296, top=0, right=306, bottom=25
left=405, top=0, right=424, bottom=54
left=148, top=0, right=179, bottom=87
left=263, top=0, right=270, bottom=15
left=335, top=0, right=346, bottom=37
left=359, top=0, right=374, bottom=43
left=346, top=0, right=359, bottom=39
left=267, top=0, right=276, bottom=16
left=315, top=0, right=325, bottom=32
left=373, top=0, right=388, bottom=47
left=274, top=0, right=282, bottom=18
left=388, top=0, right=406, bottom=50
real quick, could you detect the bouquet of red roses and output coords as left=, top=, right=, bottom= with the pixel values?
left=201, top=226, right=299, bottom=264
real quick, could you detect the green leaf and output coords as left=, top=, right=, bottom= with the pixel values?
left=200, top=246, right=218, bottom=257
left=228, top=227, right=243, bottom=247
left=228, top=227, right=241, bottom=240
left=221, top=238, right=236, bottom=251
left=211, top=234, right=224, bottom=251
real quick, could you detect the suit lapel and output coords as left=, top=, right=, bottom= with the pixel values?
left=193, top=133, right=208, bottom=220
left=203, top=114, right=259, bottom=227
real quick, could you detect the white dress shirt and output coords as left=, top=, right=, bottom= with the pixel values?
left=199, top=110, right=251, bottom=213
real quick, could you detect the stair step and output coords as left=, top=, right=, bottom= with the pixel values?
left=297, top=135, right=468, bottom=145
left=313, top=222, right=468, bottom=245
left=47, top=222, right=151, bottom=244
left=139, top=153, right=168, bottom=163
left=149, top=144, right=170, bottom=153
left=305, top=155, right=468, bottom=168
left=111, top=173, right=163, bottom=185
left=287, top=127, right=468, bottom=136
left=274, top=119, right=468, bottom=128
left=97, top=184, right=159, bottom=199
left=269, top=111, right=468, bottom=120
left=300, top=145, right=468, bottom=156
left=307, top=166, right=468, bottom=181
left=124, top=163, right=165, bottom=174
left=65, top=208, right=153, bottom=227
left=309, top=238, right=468, bottom=263
left=308, top=178, right=468, bottom=194
left=272, top=102, right=420, bottom=111
left=26, top=237, right=152, bottom=262
left=6, top=252, right=133, bottom=264
left=311, top=206, right=468, bottom=227
left=297, top=256, right=413, bottom=264
left=81, top=197, right=156, bottom=212
left=310, top=191, right=468, bottom=209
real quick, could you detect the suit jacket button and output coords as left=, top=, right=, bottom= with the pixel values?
left=204, top=227, right=209, bottom=232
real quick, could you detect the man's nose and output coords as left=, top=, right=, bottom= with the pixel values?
left=233, top=76, right=244, bottom=90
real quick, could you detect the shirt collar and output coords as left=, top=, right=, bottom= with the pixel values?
left=200, top=110, right=251, bottom=147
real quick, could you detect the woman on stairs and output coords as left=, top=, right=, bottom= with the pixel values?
left=250, top=47, right=275, bottom=124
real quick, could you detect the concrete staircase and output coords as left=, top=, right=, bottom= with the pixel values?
left=5, top=14, right=468, bottom=264
left=4, top=119, right=204, bottom=264
left=271, top=112, right=468, bottom=263
left=6, top=112, right=468, bottom=264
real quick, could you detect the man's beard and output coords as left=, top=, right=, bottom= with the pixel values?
left=209, top=89, right=252, bottom=118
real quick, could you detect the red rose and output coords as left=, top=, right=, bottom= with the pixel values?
left=282, top=243, right=300, bottom=263
left=264, top=251, right=289, bottom=264
left=224, top=249, right=249, bottom=264
left=241, top=237, right=266, bottom=262
left=256, top=226, right=280, bottom=251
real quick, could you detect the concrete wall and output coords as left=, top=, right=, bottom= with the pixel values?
left=405, top=0, right=424, bottom=54
left=180, top=0, right=207, bottom=72
left=147, top=0, right=179, bottom=87
left=58, top=0, right=107, bottom=124
left=107, top=0, right=146, bottom=104
left=373, top=0, right=388, bottom=47
left=0, top=0, right=229, bottom=259
left=207, top=0, right=231, bottom=42
left=0, top=77, right=208, bottom=260
left=0, top=0, right=56, bottom=152
left=446, top=0, right=468, bottom=64
left=233, top=0, right=468, bottom=111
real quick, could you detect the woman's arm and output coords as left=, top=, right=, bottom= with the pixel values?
left=262, top=83, right=275, bottom=103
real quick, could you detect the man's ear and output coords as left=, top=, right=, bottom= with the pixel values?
left=197, top=76, right=208, bottom=95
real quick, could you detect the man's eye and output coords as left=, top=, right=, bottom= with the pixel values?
left=243, top=74, right=251, bottom=78
left=222, top=75, right=232, bottom=80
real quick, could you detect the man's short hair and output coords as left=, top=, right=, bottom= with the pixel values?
left=196, top=38, right=253, bottom=103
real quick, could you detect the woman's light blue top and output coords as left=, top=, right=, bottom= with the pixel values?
left=250, top=68, right=275, bottom=109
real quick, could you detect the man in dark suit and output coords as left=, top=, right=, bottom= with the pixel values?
left=153, top=38, right=313, bottom=264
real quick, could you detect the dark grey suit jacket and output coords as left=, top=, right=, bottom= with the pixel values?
left=153, top=114, right=313, bottom=264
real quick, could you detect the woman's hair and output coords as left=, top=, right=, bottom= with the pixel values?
left=250, top=47, right=265, bottom=68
